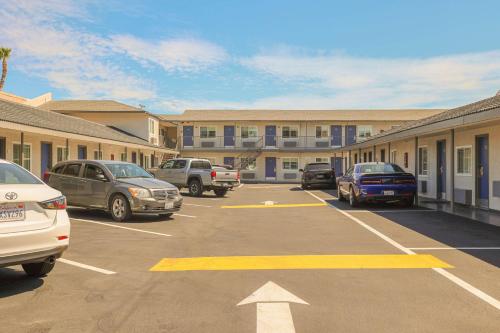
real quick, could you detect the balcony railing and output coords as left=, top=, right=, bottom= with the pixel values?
left=179, top=135, right=358, bottom=150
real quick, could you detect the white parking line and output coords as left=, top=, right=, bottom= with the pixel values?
left=183, top=203, right=212, bottom=208
left=174, top=213, right=197, bottom=218
left=58, top=258, right=116, bottom=275
left=409, top=247, right=500, bottom=250
left=352, top=209, right=437, bottom=213
left=303, top=189, right=500, bottom=310
left=71, top=218, right=172, bottom=237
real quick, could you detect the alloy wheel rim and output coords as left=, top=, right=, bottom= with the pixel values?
left=191, top=183, right=198, bottom=193
left=113, top=198, right=125, bottom=217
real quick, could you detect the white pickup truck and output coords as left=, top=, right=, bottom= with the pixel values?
left=151, top=158, right=239, bottom=197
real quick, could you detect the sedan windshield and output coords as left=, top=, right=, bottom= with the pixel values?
left=0, top=163, right=42, bottom=184
left=104, top=163, right=153, bottom=179
left=306, top=163, right=331, bottom=171
left=359, top=163, right=405, bottom=174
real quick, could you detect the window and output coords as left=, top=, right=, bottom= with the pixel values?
left=120, top=153, right=127, bottom=162
left=173, top=160, right=187, bottom=169
left=84, top=164, right=107, bottom=181
left=358, top=125, right=373, bottom=138
left=391, top=150, right=397, bottom=164
left=418, top=147, right=428, bottom=176
left=282, top=126, right=298, bottom=138
left=13, top=143, right=31, bottom=171
left=161, top=160, right=175, bottom=169
left=94, top=150, right=103, bottom=160
left=200, top=126, right=216, bottom=138
left=240, top=157, right=256, bottom=170
left=191, top=160, right=211, bottom=169
left=315, top=126, right=328, bottom=138
left=315, top=157, right=329, bottom=163
left=149, top=118, right=156, bottom=134
left=57, top=147, right=69, bottom=162
left=359, top=163, right=405, bottom=174
left=363, top=152, right=367, bottom=162
left=368, top=151, right=373, bottom=162
left=241, top=126, right=258, bottom=139
left=404, top=152, right=409, bottom=168
left=354, top=153, right=358, bottom=163
left=282, top=158, right=299, bottom=170
left=110, top=154, right=115, bottom=161
left=0, top=163, right=42, bottom=184
left=63, top=163, right=81, bottom=177
left=456, top=146, right=472, bottom=175
left=144, top=155, right=150, bottom=169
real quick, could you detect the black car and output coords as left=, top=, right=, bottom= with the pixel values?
left=299, top=162, right=336, bottom=189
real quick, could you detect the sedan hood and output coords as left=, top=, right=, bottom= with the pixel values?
left=117, top=177, right=176, bottom=189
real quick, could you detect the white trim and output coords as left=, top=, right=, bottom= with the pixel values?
left=71, top=218, right=172, bottom=237
left=281, top=125, right=299, bottom=139
left=12, top=141, right=32, bottom=171
left=418, top=145, right=429, bottom=177
left=282, top=157, right=299, bottom=171
left=199, top=125, right=217, bottom=139
left=56, top=145, right=70, bottom=162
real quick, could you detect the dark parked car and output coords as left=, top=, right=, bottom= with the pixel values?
left=336, top=162, right=416, bottom=207
left=300, top=162, right=336, bottom=189
left=46, top=160, right=183, bottom=221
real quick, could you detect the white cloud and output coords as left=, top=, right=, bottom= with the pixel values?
left=240, top=48, right=500, bottom=108
left=111, top=35, right=228, bottom=72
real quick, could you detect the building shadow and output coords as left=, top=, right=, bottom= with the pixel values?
left=319, top=189, right=500, bottom=268
left=0, top=268, right=44, bottom=298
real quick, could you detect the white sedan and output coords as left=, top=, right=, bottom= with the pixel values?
left=0, top=160, right=70, bottom=277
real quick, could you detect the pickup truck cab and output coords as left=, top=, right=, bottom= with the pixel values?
left=152, top=158, right=239, bottom=197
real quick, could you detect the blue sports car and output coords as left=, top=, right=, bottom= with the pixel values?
left=336, top=162, right=417, bottom=207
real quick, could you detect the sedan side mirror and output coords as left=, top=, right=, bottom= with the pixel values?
left=96, top=173, right=108, bottom=181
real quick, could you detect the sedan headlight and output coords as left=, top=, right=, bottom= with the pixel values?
left=128, top=188, right=151, bottom=198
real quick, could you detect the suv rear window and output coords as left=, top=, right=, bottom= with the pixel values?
left=306, top=163, right=330, bottom=171
left=63, top=163, right=81, bottom=177
left=52, top=165, right=65, bottom=174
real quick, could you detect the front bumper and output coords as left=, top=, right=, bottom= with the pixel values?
left=130, top=196, right=183, bottom=214
left=0, top=210, right=70, bottom=268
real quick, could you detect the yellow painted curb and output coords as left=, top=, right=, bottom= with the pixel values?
left=150, top=254, right=453, bottom=271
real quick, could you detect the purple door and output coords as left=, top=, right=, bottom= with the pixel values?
left=183, top=126, right=194, bottom=147
left=331, top=157, right=343, bottom=176
left=265, top=126, right=276, bottom=147
left=41, top=142, right=52, bottom=176
left=224, top=126, right=235, bottom=146
left=476, top=135, right=489, bottom=208
left=331, top=125, right=342, bottom=146
left=265, top=157, right=276, bottom=178
left=345, top=126, right=356, bottom=145
left=437, top=140, right=446, bottom=200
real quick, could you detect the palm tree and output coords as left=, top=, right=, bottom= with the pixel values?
left=0, top=47, right=12, bottom=91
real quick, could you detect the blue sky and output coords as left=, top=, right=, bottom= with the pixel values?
left=1, top=0, right=499, bottom=113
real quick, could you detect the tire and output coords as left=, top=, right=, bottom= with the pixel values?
left=349, top=187, right=359, bottom=207
left=404, top=195, right=415, bottom=208
left=22, top=261, right=55, bottom=277
left=214, top=189, right=228, bottom=197
left=159, top=213, right=174, bottom=218
left=188, top=178, right=203, bottom=197
left=301, top=183, right=309, bottom=190
left=110, top=194, right=132, bottom=222
left=337, top=184, right=346, bottom=201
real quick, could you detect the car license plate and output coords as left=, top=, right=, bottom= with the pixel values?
left=383, top=190, right=395, bottom=196
left=0, top=203, right=26, bottom=222
left=165, top=201, right=174, bottom=209
left=316, top=175, right=325, bottom=179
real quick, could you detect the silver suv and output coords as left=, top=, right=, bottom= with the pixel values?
left=46, top=160, right=183, bottom=221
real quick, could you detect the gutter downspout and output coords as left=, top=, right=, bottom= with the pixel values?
left=20, top=132, right=24, bottom=166
left=450, top=129, right=455, bottom=212
left=388, top=142, right=391, bottom=162
left=65, top=139, right=69, bottom=160
left=414, top=136, right=419, bottom=207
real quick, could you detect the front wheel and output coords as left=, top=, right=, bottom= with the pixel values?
left=349, top=187, right=359, bottom=207
left=337, top=184, right=346, bottom=201
left=214, top=189, right=228, bottom=197
left=22, top=261, right=55, bottom=277
left=110, top=194, right=132, bottom=222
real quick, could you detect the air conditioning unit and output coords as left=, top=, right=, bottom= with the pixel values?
left=243, top=141, right=256, bottom=148
left=150, top=137, right=158, bottom=145
left=315, top=141, right=329, bottom=148
left=284, top=141, right=298, bottom=148
left=201, top=141, right=215, bottom=148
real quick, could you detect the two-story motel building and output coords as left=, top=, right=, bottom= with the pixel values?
left=159, top=108, right=442, bottom=183
left=0, top=91, right=177, bottom=178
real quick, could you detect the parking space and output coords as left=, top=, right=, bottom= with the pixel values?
left=1, top=184, right=499, bottom=332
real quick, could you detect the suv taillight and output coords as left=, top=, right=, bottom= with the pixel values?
left=40, top=196, right=67, bottom=210
left=211, top=170, right=217, bottom=180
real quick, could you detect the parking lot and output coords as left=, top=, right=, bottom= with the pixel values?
left=1, top=184, right=499, bottom=332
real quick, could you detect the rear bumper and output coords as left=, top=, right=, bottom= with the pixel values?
left=357, top=184, right=416, bottom=202
left=303, top=178, right=336, bottom=186
left=0, top=210, right=70, bottom=268
left=209, top=181, right=239, bottom=189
